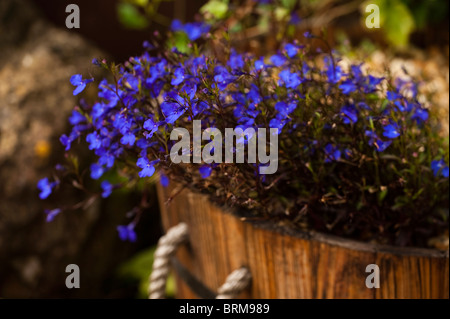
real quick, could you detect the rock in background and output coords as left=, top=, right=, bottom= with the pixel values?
left=0, top=0, right=160, bottom=298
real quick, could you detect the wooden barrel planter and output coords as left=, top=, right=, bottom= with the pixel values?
left=157, top=184, right=449, bottom=299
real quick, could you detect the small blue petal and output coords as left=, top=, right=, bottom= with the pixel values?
left=383, top=124, right=401, bottom=139
left=160, top=173, right=169, bottom=187
left=199, top=166, right=212, bottom=178
left=90, top=163, right=105, bottom=180
left=101, top=181, right=113, bottom=198
left=45, top=208, right=62, bottom=222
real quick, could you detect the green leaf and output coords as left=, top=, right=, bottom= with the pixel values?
left=257, top=14, right=270, bottom=34
left=117, top=3, right=149, bottom=29
left=275, top=7, right=289, bottom=21
left=378, top=0, right=415, bottom=48
left=378, top=188, right=388, bottom=204
left=230, top=22, right=242, bottom=33
left=200, top=0, right=229, bottom=19
left=281, top=0, right=297, bottom=9
left=118, top=247, right=176, bottom=298
left=130, top=0, right=149, bottom=7
left=412, top=188, right=425, bottom=200
left=167, top=31, right=190, bottom=53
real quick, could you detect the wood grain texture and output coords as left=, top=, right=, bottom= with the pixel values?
left=157, top=184, right=449, bottom=299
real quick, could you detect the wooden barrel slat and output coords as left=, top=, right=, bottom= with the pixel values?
left=158, top=184, right=449, bottom=299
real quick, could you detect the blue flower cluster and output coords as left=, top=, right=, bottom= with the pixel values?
left=38, top=25, right=448, bottom=244
left=171, top=19, right=210, bottom=41
left=45, top=41, right=447, bottom=192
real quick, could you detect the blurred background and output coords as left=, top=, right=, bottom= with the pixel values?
left=0, top=0, right=448, bottom=298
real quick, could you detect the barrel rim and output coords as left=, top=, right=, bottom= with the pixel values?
left=184, top=188, right=450, bottom=259
left=227, top=206, right=448, bottom=258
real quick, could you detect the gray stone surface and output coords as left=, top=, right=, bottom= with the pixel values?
left=0, top=0, right=153, bottom=298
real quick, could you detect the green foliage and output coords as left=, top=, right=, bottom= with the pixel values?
left=118, top=247, right=176, bottom=298
left=166, top=31, right=191, bottom=53
left=201, top=0, right=229, bottom=20
left=117, top=2, right=149, bottom=29
left=371, top=0, right=416, bottom=48
left=117, top=0, right=174, bottom=29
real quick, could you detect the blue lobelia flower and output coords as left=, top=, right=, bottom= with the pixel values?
left=214, top=66, right=235, bottom=90
left=120, top=133, right=136, bottom=146
left=99, top=152, right=116, bottom=168
left=383, top=124, right=401, bottom=139
left=270, top=54, right=287, bottom=67
left=339, top=79, right=357, bottom=94
left=183, top=22, right=210, bottom=41
left=431, top=159, right=449, bottom=178
left=324, top=144, right=341, bottom=163
left=171, top=67, right=185, bottom=86
left=324, top=56, right=342, bottom=84
left=98, top=80, right=119, bottom=108
left=248, top=84, right=262, bottom=104
left=284, top=43, right=299, bottom=58
left=122, top=73, right=139, bottom=92
left=376, top=140, right=392, bottom=152
left=199, top=165, right=212, bottom=178
left=350, top=64, right=364, bottom=81
left=182, top=80, right=198, bottom=100
left=269, top=117, right=288, bottom=132
left=86, top=132, right=102, bottom=150
left=289, top=12, right=302, bottom=25
left=192, top=101, right=208, bottom=117
left=70, top=74, right=93, bottom=96
left=365, top=130, right=378, bottom=145
left=37, top=177, right=58, bottom=199
left=146, top=59, right=168, bottom=86
left=161, top=101, right=186, bottom=124
left=143, top=118, right=159, bottom=137
left=254, top=58, right=266, bottom=71
left=113, top=114, right=133, bottom=135
left=187, top=56, right=207, bottom=76
left=365, top=75, right=383, bottom=93
left=171, top=19, right=183, bottom=32
left=60, top=134, right=73, bottom=151
left=340, top=104, right=358, bottom=124
left=278, top=70, right=301, bottom=89
left=303, top=31, right=314, bottom=39
left=69, top=110, right=86, bottom=125
left=387, top=91, right=401, bottom=102
left=365, top=130, right=392, bottom=152
left=101, top=181, right=113, bottom=198
left=228, top=49, right=245, bottom=70
left=160, top=173, right=170, bottom=187
left=393, top=100, right=407, bottom=112
left=90, top=163, right=105, bottom=180
left=137, top=157, right=156, bottom=178
left=411, top=107, right=429, bottom=125
left=117, top=224, right=137, bottom=242
left=45, top=208, right=62, bottom=222
left=275, top=101, right=297, bottom=117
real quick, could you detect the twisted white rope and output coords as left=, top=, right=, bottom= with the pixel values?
left=148, top=222, right=189, bottom=299
left=148, top=222, right=252, bottom=299
left=216, top=267, right=252, bottom=299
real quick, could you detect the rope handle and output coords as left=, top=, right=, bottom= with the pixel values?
left=148, top=223, right=252, bottom=299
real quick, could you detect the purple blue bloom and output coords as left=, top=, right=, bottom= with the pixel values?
left=45, top=208, right=62, bottom=222
left=199, top=165, right=212, bottom=178
left=37, top=177, right=58, bottom=199
left=101, top=181, right=113, bottom=198
left=117, top=224, right=137, bottom=242
left=431, top=159, right=449, bottom=178
left=70, top=74, right=93, bottom=96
